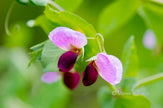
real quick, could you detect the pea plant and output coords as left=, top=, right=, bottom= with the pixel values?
left=5, top=0, right=163, bottom=108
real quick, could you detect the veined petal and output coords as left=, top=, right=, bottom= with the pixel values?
left=49, top=27, right=87, bottom=51
left=58, top=51, right=78, bottom=72
left=41, top=72, right=61, bottom=84
left=63, top=72, right=80, bottom=90
left=82, top=62, right=98, bottom=86
left=95, top=53, right=123, bottom=85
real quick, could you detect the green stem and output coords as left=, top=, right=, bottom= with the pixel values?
left=5, top=1, right=19, bottom=36
left=96, top=39, right=102, bottom=52
left=87, top=37, right=96, bottom=39
left=134, top=72, right=163, bottom=90
left=108, top=83, right=116, bottom=92
left=48, top=0, right=64, bottom=11
left=96, top=33, right=106, bottom=53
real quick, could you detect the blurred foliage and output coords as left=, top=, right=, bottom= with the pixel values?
left=98, top=86, right=151, bottom=108
left=121, top=36, right=138, bottom=78
left=54, top=0, right=83, bottom=12
left=98, top=0, right=141, bottom=36
left=0, top=0, right=163, bottom=108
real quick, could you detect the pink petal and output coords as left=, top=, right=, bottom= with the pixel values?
left=95, top=53, right=123, bottom=85
left=143, top=29, right=157, bottom=50
left=58, top=51, right=78, bottom=72
left=82, top=62, right=98, bottom=86
left=49, top=27, right=87, bottom=51
left=63, top=72, right=80, bottom=90
left=41, top=72, right=61, bottom=84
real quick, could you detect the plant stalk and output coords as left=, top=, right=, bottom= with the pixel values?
left=96, top=33, right=106, bottom=53
left=134, top=72, right=163, bottom=90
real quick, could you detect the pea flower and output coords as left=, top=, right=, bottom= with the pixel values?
left=58, top=51, right=79, bottom=72
left=42, top=72, right=80, bottom=90
left=49, top=27, right=87, bottom=71
left=82, top=61, right=98, bottom=86
left=41, top=27, right=122, bottom=89
left=143, top=29, right=157, bottom=50
left=63, top=72, right=80, bottom=90
left=41, top=72, right=61, bottom=84
left=41, top=27, right=87, bottom=90
left=82, top=53, right=123, bottom=86
left=49, top=27, right=87, bottom=51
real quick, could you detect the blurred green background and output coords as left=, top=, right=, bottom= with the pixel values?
left=0, top=0, right=163, bottom=108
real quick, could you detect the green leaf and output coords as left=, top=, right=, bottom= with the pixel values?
left=30, top=0, right=48, bottom=6
left=44, top=5, right=96, bottom=37
left=30, top=40, right=47, bottom=51
left=17, top=0, right=29, bottom=5
left=34, top=15, right=59, bottom=34
left=54, top=0, right=83, bottom=12
left=120, top=77, right=137, bottom=93
left=98, top=86, right=151, bottom=108
left=28, top=48, right=42, bottom=67
left=28, top=41, right=47, bottom=67
left=41, top=40, right=65, bottom=72
left=98, top=0, right=140, bottom=36
left=138, top=2, right=163, bottom=43
left=98, top=87, right=115, bottom=108
left=33, top=15, right=62, bottom=70
left=122, top=36, right=138, bottom=77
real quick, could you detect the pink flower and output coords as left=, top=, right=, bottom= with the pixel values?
left=95, top=53, right=123, bottom=85
left=143, top=29, right=157, bottom=50
left=82, top=53, right=123, bottom=86
left=49, top=27, right=87, bottom=51
left=41, top=72, right=61, bottom=84
left=49, top=27, right=87, bottom=72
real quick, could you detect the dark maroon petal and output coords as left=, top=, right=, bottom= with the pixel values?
left=58, top=51, right=78, bottom=72
left=63, top=72, right=80, bottom=90
left=82, top=63, right=98, bottom=86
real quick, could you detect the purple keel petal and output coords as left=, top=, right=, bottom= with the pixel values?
left=95, top=53, right=123, bottom=85
left=143, top=29, right=157, bottom=50
left=82, top=62, right=98, bottom=86
left=41, top=72, right=61, bottom=84
left=63, top=72, right=80, bottom=90
left=49, top=27, right=87, bottom=51
left=58, top=51, right=78, bottom=72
